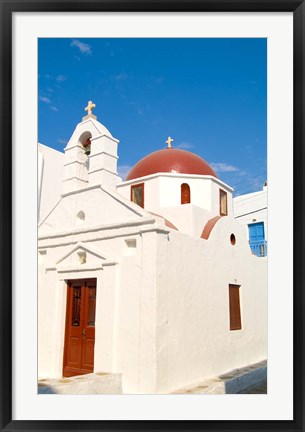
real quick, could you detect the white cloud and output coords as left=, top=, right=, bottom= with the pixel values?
left=50, top=106, right=58, bottom=112
left=210, top=162, right=239, bottom=173
left=117, top=165, right=132, bottom=180
left=70, top=39, right=92, bottom=55
left=175, top=142, right=194, bottom=150
left=56, top=75, right=68, bottom=82
left=40, top=96, right=51, bottom=104
left=113, top=73, right=128, bottom=81
left=57, top=139, right=67, bottom=145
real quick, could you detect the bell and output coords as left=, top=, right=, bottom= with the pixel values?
left=84, top=144, right=91, bottom=156
left=83, top=138, right=91, bottom=148
left=83, top=138, right=91, bottom=155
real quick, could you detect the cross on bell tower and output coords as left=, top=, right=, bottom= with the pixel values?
left=83, top=100, right=97, bottom=121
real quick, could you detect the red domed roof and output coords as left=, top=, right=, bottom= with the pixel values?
left=126, top=148, right=217, bottom=181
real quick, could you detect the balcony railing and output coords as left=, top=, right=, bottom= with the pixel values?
left=249, top=240, right=267, bottom=257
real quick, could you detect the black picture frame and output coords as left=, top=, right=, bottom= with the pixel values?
left=1, top=1, right=304, bottom=431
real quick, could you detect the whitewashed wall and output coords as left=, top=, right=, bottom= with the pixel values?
left=38, top=144, right=64, bottom=222
left=117, top=174, right=233, bottom=238
left=233, top=186, right=268, bottom=240
left=155, top=217, right=267, bottom=393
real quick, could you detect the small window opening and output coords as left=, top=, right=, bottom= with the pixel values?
left=229, top=284, right=242, bottom=330
left=39, top=250, right=47, bottom=264
left=131, top=183, right=144, bottom=208
left=230, top=234, right=236, bottom=245
left=124, top=239, right=137, bottom=256
left=220, top=189, right=228, bottom=216
left=181, top=183, right=191, bottom=204
left=125, top=239, right=137, bottom=248
left=76, top=211, right=85, bottom=224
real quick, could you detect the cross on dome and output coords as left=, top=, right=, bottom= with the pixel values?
left=166, top=136, right=174, bottom=149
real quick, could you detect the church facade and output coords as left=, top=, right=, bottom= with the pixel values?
left=38, top=104, right=267, bottom=394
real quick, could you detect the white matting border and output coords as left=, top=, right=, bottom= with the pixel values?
left=12, top=12, right=293, bottom=421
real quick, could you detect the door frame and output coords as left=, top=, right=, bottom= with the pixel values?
left=62, top=278, right=97, bottom=377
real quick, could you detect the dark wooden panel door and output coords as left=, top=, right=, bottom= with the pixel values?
left=63, top=279, right=96, bottom=377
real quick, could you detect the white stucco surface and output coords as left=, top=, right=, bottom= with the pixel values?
left=38, top=143, right=64, bottom=222
left=38, top=115, right=267, bottom=394
left=117, top=173, right=233, bottom=237
left=233, top=185, right=268, bottom=241
left=62, top=116, right=121, bottom=194
left=155, top=217, right=267, bottom=393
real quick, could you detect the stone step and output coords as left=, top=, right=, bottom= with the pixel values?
left=171, top=360, right=267, bottom=394
left=38, top=372, right=122, bottom=395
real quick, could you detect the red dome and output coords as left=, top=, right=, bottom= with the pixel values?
left=126, top=148, right=217, bottom=181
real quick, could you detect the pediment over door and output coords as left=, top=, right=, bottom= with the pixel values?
left=53, top=242, right=117, bottom=272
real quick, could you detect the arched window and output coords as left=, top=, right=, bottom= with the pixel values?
left=77, top=132, right=92, bottom=180
left=181, top=183, right=191, bottom=204
left=80, top=131, right=92, bottom=156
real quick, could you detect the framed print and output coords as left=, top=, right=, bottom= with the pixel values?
left=1, top=1, right=304, bottom=431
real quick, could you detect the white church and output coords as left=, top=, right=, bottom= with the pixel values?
left=38, top=102, right=267, bottom=394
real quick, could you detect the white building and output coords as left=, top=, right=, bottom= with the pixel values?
left=233, top=184, right=268, bottom=257
left=38, top=143, right=64, bottom=222
left=38, top=105, right=267, bottom=394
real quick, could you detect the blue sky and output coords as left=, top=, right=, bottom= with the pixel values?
left=38, top=38, right=266, bottom=196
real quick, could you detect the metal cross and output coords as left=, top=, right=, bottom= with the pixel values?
left=166, top=136, right=174, bottom=148
left=85, top=100, right=96, bottom=115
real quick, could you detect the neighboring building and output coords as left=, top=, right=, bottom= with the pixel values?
left=38, top=104, right=267, bottom=394
left=233, top=184, right=267, bottom=257
left=38, top=143, right=64, bottom=222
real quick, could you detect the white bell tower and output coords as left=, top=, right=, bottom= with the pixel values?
left=62, top=101, right=120, bottom=194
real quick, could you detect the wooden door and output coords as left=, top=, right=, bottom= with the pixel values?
left=63, top=279, right=97, bottom=377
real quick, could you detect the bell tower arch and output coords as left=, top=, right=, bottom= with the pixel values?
left=62, top=101, right=120, bottom=194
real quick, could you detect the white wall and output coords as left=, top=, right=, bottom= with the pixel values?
left=157, top=204, right=210, bottom=237
left=38, top=226, right=160, bottom=393
left=117, top=176, right=160, bottom=210
left=38, top=183, right=160, bottom=392
left=155, top=216, right=267, bottom=393
left=38, top=143, right=64, bottom=222
left=233, top=186, right=268, bottom=240
left=117, top=173, right=233, bottom=238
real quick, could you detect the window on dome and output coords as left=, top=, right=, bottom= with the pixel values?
left=181, top=183, right=191, bottom=204
left=131, top=183, right=144, bottom=208
left=219, top=189, right=228, bottom=216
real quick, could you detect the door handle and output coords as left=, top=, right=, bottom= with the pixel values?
left=82, top=329, right=86, bottom=340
